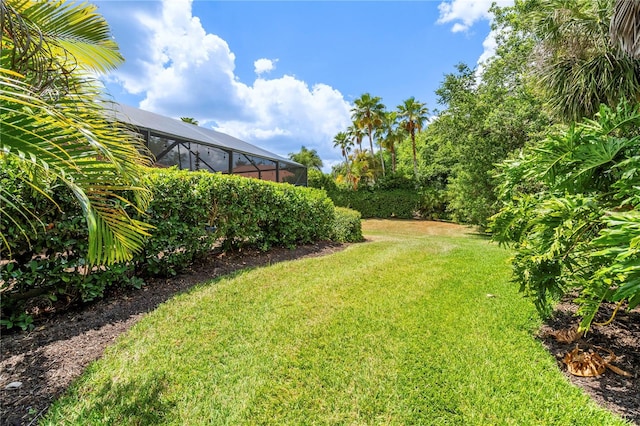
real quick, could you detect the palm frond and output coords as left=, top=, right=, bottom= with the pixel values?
left=0, top=67, right=153, bottom=265
left=610, top=0, right=640, bottom=58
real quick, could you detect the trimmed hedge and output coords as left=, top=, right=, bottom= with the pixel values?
left=1, top=167, right=360, bottom=327
left=327, top=188, right=421, bottom=219
left=136, top=169, right=337, bottom=276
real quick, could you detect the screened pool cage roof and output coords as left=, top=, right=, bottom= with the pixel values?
left=106, top=103, right=307, bottom=186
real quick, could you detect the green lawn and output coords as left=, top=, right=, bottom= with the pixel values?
left=44, top=220, right=629, bottom=425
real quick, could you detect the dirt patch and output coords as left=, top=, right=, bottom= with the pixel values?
left=0, top=242, right=345, bottom=426
left=1, top=225, right=638, bottom=425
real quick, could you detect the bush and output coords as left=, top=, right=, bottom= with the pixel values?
left=1, top=167, right=341, bottom=326
left=331, top=208, right=364, bottom=243
left=327, top=188, right=420, bottom=219
left=490, top=102, right=640, bottom=330
left=417, top=186, right=450, bottom=221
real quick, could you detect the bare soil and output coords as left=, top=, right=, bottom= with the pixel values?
left=1, top=235, right=638, bottom=425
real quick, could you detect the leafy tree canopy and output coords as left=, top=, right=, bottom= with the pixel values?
left=289, top=146, right=323, bottom=171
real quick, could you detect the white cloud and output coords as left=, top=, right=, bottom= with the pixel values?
left=254, top=58, right=278, bottom=75
left=437, top=0, right=513, bottom=67
left=451, top=23, right=468, bottom=33
left=437, top=0, right=500, bottom=32
left=217, top=77, right=350, bottom=144
left=103, top=0, right=351, bottom=170
left=477, top=30, right=498, bottom=66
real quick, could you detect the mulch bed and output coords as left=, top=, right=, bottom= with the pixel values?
left=538, top=299, right=640, bottom=424
left=1, top=241, right=639, bottom=425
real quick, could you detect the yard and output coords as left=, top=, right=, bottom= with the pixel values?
left=2, top=220, right=635, bottom=425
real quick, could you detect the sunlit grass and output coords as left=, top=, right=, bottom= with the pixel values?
left=43, top=220, right=629, bottom=425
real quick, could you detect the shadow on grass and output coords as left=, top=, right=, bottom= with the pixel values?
left=47, top=373, right=176, bottom=425
left=1, top=242, right=345, bottom=426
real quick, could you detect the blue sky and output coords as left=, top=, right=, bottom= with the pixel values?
left=94, top=0, right=511, bottom=171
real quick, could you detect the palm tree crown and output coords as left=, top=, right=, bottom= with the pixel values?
left=610, top=0, right=640, bottom=59
left=288, top=146, right=323, bottom=171
left=346, top=124, right=365, bottom=153
left=351, top=93, right=386, bottom=156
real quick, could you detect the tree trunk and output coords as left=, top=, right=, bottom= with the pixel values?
left=391, top=146, right=397, bottom=173
left=411, top=132, right=418, bottom=179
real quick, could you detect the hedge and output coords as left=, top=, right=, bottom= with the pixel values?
left=1, top=167, right=361, bottom=328
left=326, top=188, right=421, bottom=219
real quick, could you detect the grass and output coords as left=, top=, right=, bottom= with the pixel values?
left=43, top=220, right=629, bottom=425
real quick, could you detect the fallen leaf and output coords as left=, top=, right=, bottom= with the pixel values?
left=563, top=345, right=632, bottom=377
left=551, top=325, right=583, bottom=344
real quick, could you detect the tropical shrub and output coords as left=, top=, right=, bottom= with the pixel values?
left=491, top=101, right=640, bottom=330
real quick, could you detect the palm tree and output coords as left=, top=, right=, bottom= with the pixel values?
left=397, top=97, right=429, bottom=179
left=518, top=0, right=640, bottom=122
left=288, top=146, right=323, bottom=171
left=1, top=0, right=152, bottom=265
left=346, top=124, right=365, bottom=153
left=332, top=132, right=353, bottom=169
left=351, top=93, right=386, bottom=162
left=610, top=0, right=640, bottom=59
left=378, top=111, right=403, bottom=173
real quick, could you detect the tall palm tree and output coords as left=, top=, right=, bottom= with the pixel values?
left=346, top=124, right=365, bottom=153
left=378, top=111, right=403, bottom=173
left=332, top=131, right=353, bottom=170
left=351, top=93, right=386, bottom=159
left=1, top=0, right=152, bottom=265
left=397, top=97, right=429, bottom=179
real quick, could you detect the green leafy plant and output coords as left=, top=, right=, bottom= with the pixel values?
left=491, top=101, right=640, bottom=330
left=331, top=207, right=364, bottom=243
left=1, top=311, right=34, bottom=331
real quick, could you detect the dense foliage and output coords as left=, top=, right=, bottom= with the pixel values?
left=331, top=208, right=364, bottom=243
left=1, top=0, right=153, bottom=265
left=484, top=0, right=640, bottom=329
left=491, top=102, right=640, bottom=330
left=1, top=168, right=359, bottom=328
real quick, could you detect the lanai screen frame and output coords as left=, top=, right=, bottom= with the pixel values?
left=108, top=103, right=307, bottom=186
